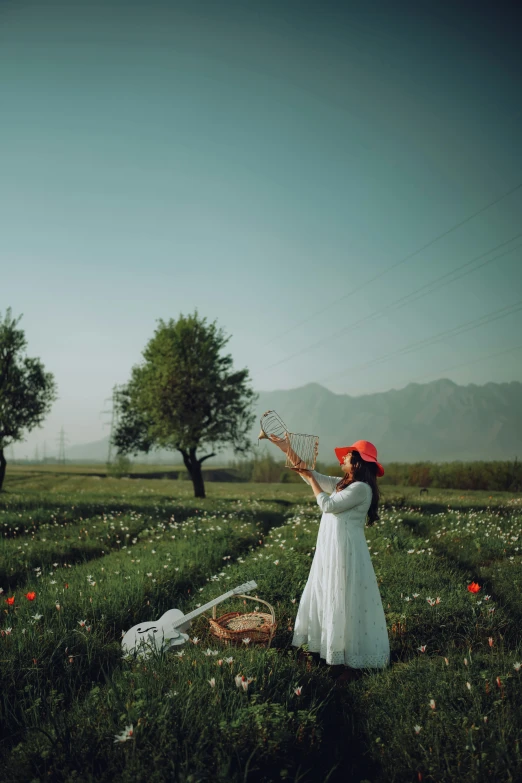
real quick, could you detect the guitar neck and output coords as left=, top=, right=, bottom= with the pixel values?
left=175, top=588, right=241, bottom=627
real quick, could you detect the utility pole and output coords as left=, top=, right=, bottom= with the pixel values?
left=43, top=441, right=47, bottom=463
left=101, top=385, right=122, bottom=465
left=57, top=427, right=68, bottom=464
left=34, top=444, right=40, bottom=462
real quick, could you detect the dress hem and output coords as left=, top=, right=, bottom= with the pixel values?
left=292, top=635, right=390, bottom=669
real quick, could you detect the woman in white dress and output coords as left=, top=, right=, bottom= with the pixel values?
left=269, top=435, right=390, bottom=684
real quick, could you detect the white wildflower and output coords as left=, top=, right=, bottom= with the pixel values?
left=114, top=724, right=134, bottom=743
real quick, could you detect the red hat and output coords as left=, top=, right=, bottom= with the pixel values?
left=334, top=440, right=384, bottom=477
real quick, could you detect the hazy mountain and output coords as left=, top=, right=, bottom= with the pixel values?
left=65, top=379, right=522, bottom=464
left=249, top=379, right=522, bottom=463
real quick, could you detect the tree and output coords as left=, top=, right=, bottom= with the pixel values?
left=112, top=311, right=258, bottom=498
left=0, top=309, right=58, bottom=491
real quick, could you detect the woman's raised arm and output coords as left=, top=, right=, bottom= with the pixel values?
left=267, top=433, right=306, bottom=467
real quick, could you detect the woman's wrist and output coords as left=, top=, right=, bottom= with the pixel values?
left=309, top=474, right=322, bottom=496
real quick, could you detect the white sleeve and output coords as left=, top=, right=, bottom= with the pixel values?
left=315, top=481, right=368, bottom=515
left=300, top=470, right=339, bottom=494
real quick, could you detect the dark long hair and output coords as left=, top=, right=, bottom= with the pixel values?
left=336, top=450, right=380, bottom=526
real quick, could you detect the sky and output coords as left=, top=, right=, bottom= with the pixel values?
left=1, top=0, right=522, bottom=458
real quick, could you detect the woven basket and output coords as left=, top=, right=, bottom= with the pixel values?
left=208, top=594, right=277, bottom=647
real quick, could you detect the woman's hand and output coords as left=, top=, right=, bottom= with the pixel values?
left=290, top=466, right=313, bottom=483
left=268, top=433, right=289, bottom=452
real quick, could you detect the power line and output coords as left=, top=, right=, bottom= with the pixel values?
left=322, top=300, right=522, bottom=382
left=319, top=297, right=522, bottom=384
left=407, top=343, right=522, bottom=384
left=377, top=302, right=522, bottom=363
left=262, top=179, right=522, bottom=348
left=261, top=233, right=522, bottom=372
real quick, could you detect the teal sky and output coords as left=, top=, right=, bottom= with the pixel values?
left=2, top=0, right=521, bottom=456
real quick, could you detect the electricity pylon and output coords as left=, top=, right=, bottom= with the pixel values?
left=101, top=385, right=122, bottom=465
left=57, top=428, right=69, bottom=464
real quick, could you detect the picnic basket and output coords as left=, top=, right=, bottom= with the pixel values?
left=208, top=594, right=277, bottom=647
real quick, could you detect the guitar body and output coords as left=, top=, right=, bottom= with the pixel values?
left=122, top=608, right=191, bottom=656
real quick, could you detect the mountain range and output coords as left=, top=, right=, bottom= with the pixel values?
left=63, top=378, right=522, bottom=465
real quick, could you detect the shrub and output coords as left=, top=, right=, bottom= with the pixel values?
left=106, top=454, right=132, bottom=478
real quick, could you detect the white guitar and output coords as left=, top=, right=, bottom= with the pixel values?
left=121, top=580, right=258, bottom=658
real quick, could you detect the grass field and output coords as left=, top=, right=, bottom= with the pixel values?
left=1, top=465, right=521, bottom=783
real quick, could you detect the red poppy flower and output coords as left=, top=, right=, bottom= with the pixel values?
left=6, top=596, right=15, bottom=605
left=25, top=592, right=36, bottom=601
left=467, top=582, right=481, bottom=593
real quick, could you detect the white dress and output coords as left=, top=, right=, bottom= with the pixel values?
left=292, top=472, right=390, bottom=668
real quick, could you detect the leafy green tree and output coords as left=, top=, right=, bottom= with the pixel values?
left=113, top=311, right=258, bottom=498
left=0, top=309, right=57, bottom=491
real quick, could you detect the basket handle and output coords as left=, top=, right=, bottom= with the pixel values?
left=211, top=594, right=275, bottom=626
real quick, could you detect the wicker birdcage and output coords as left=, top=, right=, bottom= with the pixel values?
left=258, top=409, right=319, bottom=470
left=208, top=594, right=277, bottom=647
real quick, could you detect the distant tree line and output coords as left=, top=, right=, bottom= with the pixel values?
left=226, top=454, right=522, bottom=491
left=377, top=459, right=521, bottom=492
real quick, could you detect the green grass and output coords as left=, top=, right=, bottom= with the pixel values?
left=0, top=466, right=521, bottom=782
